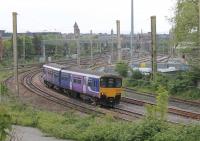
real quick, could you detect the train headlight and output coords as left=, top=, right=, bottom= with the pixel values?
left=100, top=92, right=105, bottom=96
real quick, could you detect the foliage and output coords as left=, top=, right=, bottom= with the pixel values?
left=152, top=124, right=200, bottom=141
left=131, top=70, right=143, bottom=80
left=172, top=0, right=199, bottom=44
left=125, top=68, right=200, bottom=100
left=32, top=35, right=42, bottom=56
left=146, top=86, right=169, bottom=121
left=115, top=62, right=129, bottom=77
left=2, top=39, right=12, bottom=60
left=1, top=98, right=200, bottom=141
left=0, top=105, right=11, bottom=141
left=171, top=0, right=200, bottom=68
left=156, top=87, right=169, bottom=120
left=0, top=83, right=8, bottom=103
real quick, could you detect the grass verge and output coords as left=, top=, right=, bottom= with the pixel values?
left=1, top=98, right=199, bottom=141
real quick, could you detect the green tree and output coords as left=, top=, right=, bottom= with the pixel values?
left=172, top=0, right=199, bottom=44
left=2, top=39, right=12, bottom=60
left=32, top=35, right=42, bottom=56
left=115, top=62, right=129, bottom=77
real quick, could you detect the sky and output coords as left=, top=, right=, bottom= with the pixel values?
left=0, top=0, right=176, bottom=34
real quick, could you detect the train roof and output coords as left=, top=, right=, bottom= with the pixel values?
left=63, top=67, right=121, bottom=79
left=43, top=63, right=121, bottom=79
left=43, top=63, right=68, bottom=71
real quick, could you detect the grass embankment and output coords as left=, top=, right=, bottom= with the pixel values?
left=2, top=100, right=199, bottom=141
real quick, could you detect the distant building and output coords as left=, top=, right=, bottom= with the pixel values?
left=0, top=30, right=5, bottom=37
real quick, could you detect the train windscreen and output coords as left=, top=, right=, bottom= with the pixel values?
left=100, top=77, right=122, bottom=88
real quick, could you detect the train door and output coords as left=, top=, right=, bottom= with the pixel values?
left=60, top=72, right=71, bottom=89
left=83, top=76, right=87, bottom=94
left=72, top=75, right=84, bottom=93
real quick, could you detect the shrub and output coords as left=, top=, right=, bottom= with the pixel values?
left=131, top=70, right=143, bottom=79
left=129, top=120, right=167, bottom=141
left=115, top=62, right=129, bottom=77
left=0, top=105, right=11, bottom=141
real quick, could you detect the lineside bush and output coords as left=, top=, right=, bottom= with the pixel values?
left=4, top=100, right=200, bottom=141
left=0, top=105, right=11, bottom=141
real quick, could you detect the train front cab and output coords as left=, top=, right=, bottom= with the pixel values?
left=99, top=76, right=122, bottom=106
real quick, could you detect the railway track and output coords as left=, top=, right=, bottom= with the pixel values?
left=124, top=87, right=200, bottom=107
left=123, top=88, right=200, bottom=120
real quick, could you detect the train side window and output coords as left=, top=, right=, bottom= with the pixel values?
left=63, top=76, right=67, bottom=80
left=73, top=78, right=81, bottom=84
left=116, top=78, right=122, bottom=88
left=62, top=74, right=70, bottom=80
left=54, top=72, right=59, bottom=77
left=93, top=81, right=96, bottom=87
left=78, top=79, right=81, bottom=84
left=88, top=79, right=92, bottom=86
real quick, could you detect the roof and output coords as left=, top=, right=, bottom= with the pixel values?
left=43, top=63, right=68, bottom=71
left=43, top=63, right=121, bottom=78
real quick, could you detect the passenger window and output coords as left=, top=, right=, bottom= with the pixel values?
left=116, top=79, right=122, bottom=88
left=63, top=74, right=70, bottom=80
left=73, top=78, right=81, bottom=84
left=77, top=79, right=81, bottom=84
left=88, top=80, right=92, bottom=86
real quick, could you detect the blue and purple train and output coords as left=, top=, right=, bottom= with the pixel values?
left=43, top=63, right=122, bottom=106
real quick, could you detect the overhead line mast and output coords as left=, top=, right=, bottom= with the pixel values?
left=130, top=0, right=134, bottom=66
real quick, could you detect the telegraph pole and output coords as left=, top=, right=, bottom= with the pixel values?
left=90, top=30, right=93, bottom=65
left=0, top=37, right=3, bottom=61
left=116, top=20, right=121, bottom=62
left=130, top=0, right=134, bottom=65
left=23, top=35, right=26, bottom=63
left=74, top=22, right=80, bottom=67
left=199, top=0, right=200, bottom=46
left=13, top=12, right=19, bottom=96
left=111, top=29, right=114, bottom=63
left=151, top=16, right=157, bottom=81
left=42, top=40, right=46, bottom=62
left=55, top=33, right=58, bottom=57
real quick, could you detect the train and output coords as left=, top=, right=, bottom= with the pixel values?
left=43, top=63, right=122, bottom=106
